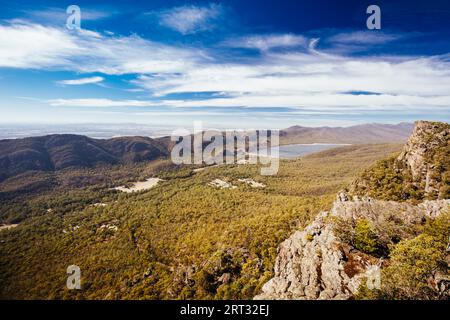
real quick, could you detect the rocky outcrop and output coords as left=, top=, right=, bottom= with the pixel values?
left=396, top=121, right=449, bottom=197
left=332, top=193, right=449, bottom=222
left=254, top=207, right=365, bottom=300
left=255, top=193, right=450, bottom=300
left=350, top=121, right=449, bottom=201
left=256, top=121, right=449, bottom=300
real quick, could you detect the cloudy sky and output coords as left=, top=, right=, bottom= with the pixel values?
left=0, top=0, right=449, bottom=129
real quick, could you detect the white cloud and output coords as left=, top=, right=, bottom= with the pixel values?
left=48, top=98, right=159, bottom=107
left=58, top=76, right=104, bottom=85
left=307, top=38, right=324, bottom=55
left=328, top=31, right=401, bottom=45
left=23, top=7, right=113, bottom=24
left=48, top=91, right=450, bottom=111
left=0, top=21, right=204, bottom=73
left=224, top=34, right=308, bottom=51
left=130, top=51, right=450, bottom=114
left=160, top=93, right=450, bottom=110
left=133, top=53, right=450, bottom=99
left=0, top=23, right=81, bottom=68
left=157, top=4, right=222, bottom=34
left=1, top=21, right=449, bottom=115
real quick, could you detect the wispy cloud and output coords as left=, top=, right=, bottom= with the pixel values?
left=132, top=50, right=450, bottom=111
left=319, top=30, right=419, bottom=55
left=136, top=52, right=450, bottom=95
left=48, top=98, right=159, bottom=107
left=0, top=21, right=205, bottom=73
left=156, top=4, right=222, bottom=34
left=58, top=76, right=104, bottom=85
left=224, top=34, right=308, bottom=51
left=328, top=31, right=401, bottom=45
left=1, top=21, right=449, bottom=115
left=0, top=22, right=81, bottom=69
left=22, top=7, right=113, bottom=25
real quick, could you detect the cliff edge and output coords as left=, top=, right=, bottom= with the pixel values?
left=255, top=121, right=450, bottom=300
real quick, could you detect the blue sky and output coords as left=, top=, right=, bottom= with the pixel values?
left=0, top=0, right=449, bottom=129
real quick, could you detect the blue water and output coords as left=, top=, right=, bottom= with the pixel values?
left=274, top=143, right=350, bottom=159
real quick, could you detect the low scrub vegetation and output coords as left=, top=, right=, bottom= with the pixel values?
left=356, top=212, right=450, bottom=300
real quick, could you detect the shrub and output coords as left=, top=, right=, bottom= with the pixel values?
left=380, top=234, right=447, bottom=299
left=353, top=219, right=381, bottom=254
left=357, top=212, right=450, bottom=300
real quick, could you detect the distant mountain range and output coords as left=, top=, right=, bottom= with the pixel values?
left=280, top=122, right=414, bottom=145
left=0, top=123, right=415, bottom=182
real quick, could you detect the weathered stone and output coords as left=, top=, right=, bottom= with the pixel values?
left=218, top=273, right=231, bottom=284
left=397, top=121, right=449, bottom=197
left=254, top=193, right=449, bottom=300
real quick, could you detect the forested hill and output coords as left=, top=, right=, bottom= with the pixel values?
left=0, top=134, right=171, bottom=181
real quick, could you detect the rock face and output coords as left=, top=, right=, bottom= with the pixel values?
left=254, top=207, right=363, bottom=300
left=396, top=121, right=449, bottom=197
left=254, top=194, right=450, bottom=300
